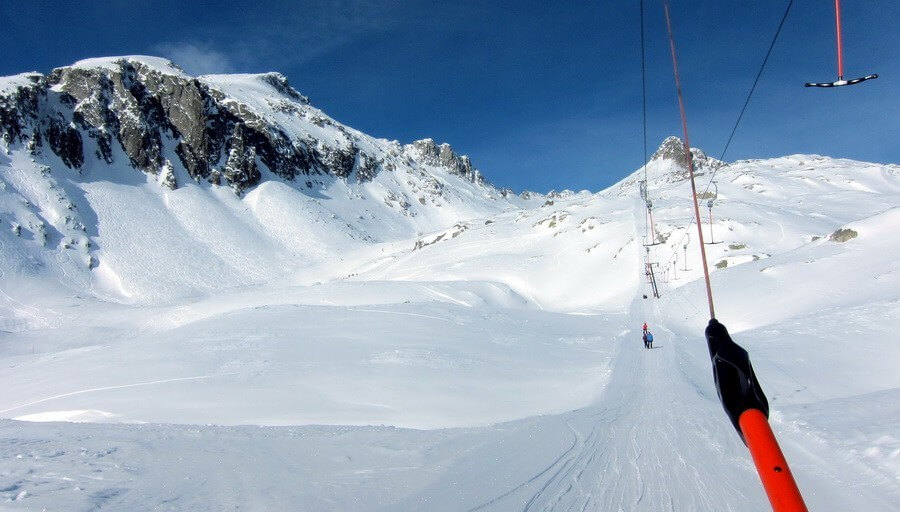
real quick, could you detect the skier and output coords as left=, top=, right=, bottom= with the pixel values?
left=646, top=331, right=654, bottom=349
left=642, top=322, right=648, bottom=334
left=642, top=332, right=648, bottom=349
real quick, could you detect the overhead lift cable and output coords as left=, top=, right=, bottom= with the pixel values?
left=660, top=2, right=808, bottom=510
left=661, top=0, right=715, bottom=318
left=640, top=0, right=649, bottom=191
left=638, top=0, right=662, bottom=296
left=719, top=0, right=795, bottom=165
left=639, top=0, right=656, bottom=248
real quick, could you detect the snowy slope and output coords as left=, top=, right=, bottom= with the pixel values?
left=1, top=58, right=899, bottom=511
left=0, top=57, right=538, bottom=307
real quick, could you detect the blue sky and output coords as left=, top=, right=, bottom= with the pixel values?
left=2, top=1, right=896, bottom=193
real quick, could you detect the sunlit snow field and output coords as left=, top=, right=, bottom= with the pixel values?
left=2, top=137, right=899, bottom=510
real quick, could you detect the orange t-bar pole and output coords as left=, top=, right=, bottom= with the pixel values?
left=739, top=409, right=809, bottom=512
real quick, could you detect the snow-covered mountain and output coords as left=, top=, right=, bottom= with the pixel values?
left=613, top=135, right=724, bottom=192
left=0, top=56, right=544, bottom=304
left=1, top=57, right=898, bottom=511
left=1, top=56, right=495, bottom=192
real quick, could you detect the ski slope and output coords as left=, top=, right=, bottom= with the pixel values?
left=1, top=289, right=895, bottom=510
left=1, top=146, right=898, bottom=509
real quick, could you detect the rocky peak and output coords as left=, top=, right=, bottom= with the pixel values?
left=0, top=57, right=499, bottom=196
left=650, top=136, right=722, bottom=179
left=608, top=137, right=724, bottom=196
left=410, top=138, right=483, bottom=185
left=0, top=56, right=495, bottom=196
left=651, top=136, right=687, bottom=162
left=412, top=138, right=439, bottom=158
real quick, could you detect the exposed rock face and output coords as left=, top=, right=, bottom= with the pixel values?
left=222, top=123, right=261, bottom=191
left=47, top=115, right=84, bottom=168
left=1, top=73, right=45, bottom=146
left=829, top=228, right=858, bottom=243
left=0, top=57, right=489, bottom=194
left=650, top=136, right=722, bottom=177
left=609, top=136, right=724, bottom=196
left=411, top=138, right=484, bottom=185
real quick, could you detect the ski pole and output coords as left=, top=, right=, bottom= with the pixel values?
left=705, top=319, right=808, bottom=512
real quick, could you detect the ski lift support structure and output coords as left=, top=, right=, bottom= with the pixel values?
left=646, top=260, right=660, bottom=298
left=640, top=180, right=661, bottom=246
left=705, top=181, right=722, bottom=245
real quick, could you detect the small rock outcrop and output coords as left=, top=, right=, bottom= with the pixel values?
left=411, top=138, right=484, bottom=184
left=829, top=228, right=858, bottom=243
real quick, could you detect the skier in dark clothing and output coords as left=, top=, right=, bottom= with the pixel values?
left=642, top=332, right=648, bottom=349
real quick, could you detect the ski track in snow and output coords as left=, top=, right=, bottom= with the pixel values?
left=416, top=284, right=473, bottom=307
left=0, top=374, right=234, bottom=415
left=347, top=308, right=458, bottom=324
left=456, top=321, right=752, bottom=511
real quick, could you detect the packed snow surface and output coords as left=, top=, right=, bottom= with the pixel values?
left=1, top=63, right=898, bottom=508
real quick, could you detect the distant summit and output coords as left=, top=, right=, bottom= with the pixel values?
left=610, top=136, right=723, bottom=194
left=650, top=136, right=722, bottom=178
